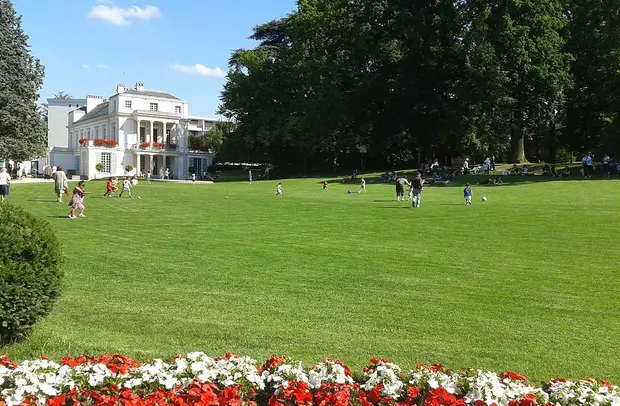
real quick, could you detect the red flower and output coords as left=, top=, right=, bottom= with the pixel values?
left=425, top=388, right=464, bottom=406
left=520, top=394, right=538, bottom=406
left=501, top=372, right=527, bottom=382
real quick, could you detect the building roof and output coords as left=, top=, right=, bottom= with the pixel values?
left=122, top=89, right=181, bottom=100
left=75, top=102, right=109, bottom=123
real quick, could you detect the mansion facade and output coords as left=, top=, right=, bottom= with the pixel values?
left=55, top=83, right=216, bottom=180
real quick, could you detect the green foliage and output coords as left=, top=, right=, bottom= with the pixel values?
left=218, top=0, right=606, bottom=168
left=0, top=203, right=64, bottom=344
left=95, top=163, right=104, bottom=172
left=0, top=0, right=47, bottom=162
left=125, top=164, right=133, bottom=173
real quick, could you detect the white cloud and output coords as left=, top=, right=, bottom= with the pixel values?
left=88, top=2, right=161, bottom=26
left=81, top=64, right=90, bottom=69
left=95, top=63, right=110, bottom=69
left=169, top=64, right=226, bottom=78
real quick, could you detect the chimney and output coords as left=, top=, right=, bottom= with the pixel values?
left=86, top=95, right=104, bottom=113
left=135, top=82, right=144, bottom=91
left=116, top=84, right=125, bottom=94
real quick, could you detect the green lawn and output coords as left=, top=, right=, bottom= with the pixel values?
left=2, top=176, right=620, bottom=382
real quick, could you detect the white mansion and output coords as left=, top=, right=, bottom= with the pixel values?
left=50, top=83, right=217, bottom=179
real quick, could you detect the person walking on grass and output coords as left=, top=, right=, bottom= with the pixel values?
left=0, top=167, right=11, bottom=203
left=603, top=153, right=611, bottom=178
left=276, top=182, right=282, bottom=196
left=464, top=183, right=473, bottom=205
left=52, top=166, right=68, bottom=202
left=412, top=172, right=424, bottom=208
left=68, top=181, right=90, bottom=219
left=358, top=178, right=366, bottom=193
left=248, top=169, right=253, bottom=184
left=119, top=177, right=132, bottom=198
left=192, top=172, right=196, bottom=183
left=146, top=171, right=152, bottom=184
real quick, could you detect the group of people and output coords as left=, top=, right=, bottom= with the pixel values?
left=104, top=176, right=137, bottom=198
left=394, top=173, right=424, bottom=208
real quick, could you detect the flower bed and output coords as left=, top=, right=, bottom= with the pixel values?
left=152, top=142, right=165, bottom=149
left=0, top=354, right=617, bottom=406
left=139, top=142, right=151, bottom=149
left=78, top=138, right=89, bottom=146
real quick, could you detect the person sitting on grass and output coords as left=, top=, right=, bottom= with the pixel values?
left=522, top=165, right=529, bottom=176
left=562, top=165, right=571, bottom=177
left=494, top=177, right=504, bottom=185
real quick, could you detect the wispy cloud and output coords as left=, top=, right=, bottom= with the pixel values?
left=82, top=64, right=110, bottom=70
left=88, top=2, right=161, bottom=26
left=169, top=64, right=226, bottom=78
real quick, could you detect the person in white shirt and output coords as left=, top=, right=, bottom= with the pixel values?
left=583, top=153, right=593, bottom=178
left=484, top=157, right=491, bottom=175
left=276, top=182, right=282, bottom=196
left=119, top=178, right=132, bottom=198
left=358, top=178, right=366, bottom=193
left=603, top=153, right=611, bottom=178
left=191, top=173, right=196, bottom=183
left=0, top=167, right=11, bottom=202
left=462, top=158, right=470, bottom=175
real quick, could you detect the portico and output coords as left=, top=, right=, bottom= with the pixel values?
left=136, top=118, right=178, bottom=145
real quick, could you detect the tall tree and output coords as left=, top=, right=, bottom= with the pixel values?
left=565, top=0, right=620, bottom=156
left=0, top=0, right=46, bottom=162
left=464, top=0, right=572, bottom=163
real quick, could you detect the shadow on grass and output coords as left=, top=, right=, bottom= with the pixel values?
left=47, top=215, right=69, bottom=219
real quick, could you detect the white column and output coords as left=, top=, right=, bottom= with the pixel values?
left=149, top=155, right=154, bottom=174
left=136, top=119, right=141, bottom=144
left=149, top=120, right=154, bottom=143
left=136, top=154, right=141, bottom=175
left=163, top=155, right=167, bottom=171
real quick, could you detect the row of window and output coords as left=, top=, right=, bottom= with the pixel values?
left=71, top=123, right=116, bottom=147
left=114, top=100, right=182, bottom=114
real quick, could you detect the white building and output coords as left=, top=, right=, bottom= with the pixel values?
left=58, top=83, right=216, bottom=179
left=48, top=97, right=86, bottom=175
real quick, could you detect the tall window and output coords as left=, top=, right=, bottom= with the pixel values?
left=165, top=129, right=171, bottom=144
left=175, top=106, right=181, bottom=114
left=102, top=126, right=107, bottom=140
left=101, top=152, right=111, bottom=173
left=140, top=127, right=146, bottom=142
left=112, top=101, right=116, bottom=111
left=192, top=158, right=203, bottom=175
left=95, top=127, right=99, bottom=138
left=87, top=128, right=91, bottom=139
left=125, top=100, right=132, bottom=108
left=111, top=125, right=116, bottom=141
left=149, top=103, right=158, bottom=112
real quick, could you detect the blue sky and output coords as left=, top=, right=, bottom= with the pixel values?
left=13, top=0, right=296, bottom=118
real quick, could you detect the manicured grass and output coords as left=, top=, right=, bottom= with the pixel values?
left=2, top=176, right=620, bottom=382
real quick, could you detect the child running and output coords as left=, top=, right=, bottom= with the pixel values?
left=358, top=178, right=366, bottom=193
left=192, top=173, right=196, bottom=183
left=463, top=183, right=472, bottom=205
left=146, top=172, right=152, bottom=184
left=68, top=181, right=90, bottom=219
left=276, top=182, right=282, bottom=196
left=323, top=180, right=328, bottom=190
left=103, top=177, right=114, bottom=197
left=412, top=173, right=423, bottom=208
left=119, top=177, right=133, bottom=198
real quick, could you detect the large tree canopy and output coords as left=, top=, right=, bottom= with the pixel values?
left=219, top=0, right=615, bottom=169
left=0, top=0, right=46, bottom=162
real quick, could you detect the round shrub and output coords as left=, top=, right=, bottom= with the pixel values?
left=0, top=203, right=64, bottom=344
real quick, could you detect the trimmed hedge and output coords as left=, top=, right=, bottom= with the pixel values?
left=0, top=203, right=64, bottom=344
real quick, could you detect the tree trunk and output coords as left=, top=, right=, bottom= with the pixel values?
left=510, top=116, right=527, bottom=163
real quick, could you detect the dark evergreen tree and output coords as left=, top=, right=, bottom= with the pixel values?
left=0, top=0, right=46, bottom=162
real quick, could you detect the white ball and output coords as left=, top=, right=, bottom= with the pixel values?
left=481, top=196, right=487, bottom=202
left=138, top=196, right=142, bottom=200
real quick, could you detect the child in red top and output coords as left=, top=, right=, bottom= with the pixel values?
left=103, top=178, right=113, bottom=197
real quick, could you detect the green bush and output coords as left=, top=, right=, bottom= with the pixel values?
left=0, top=204, right=64, bottom=344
